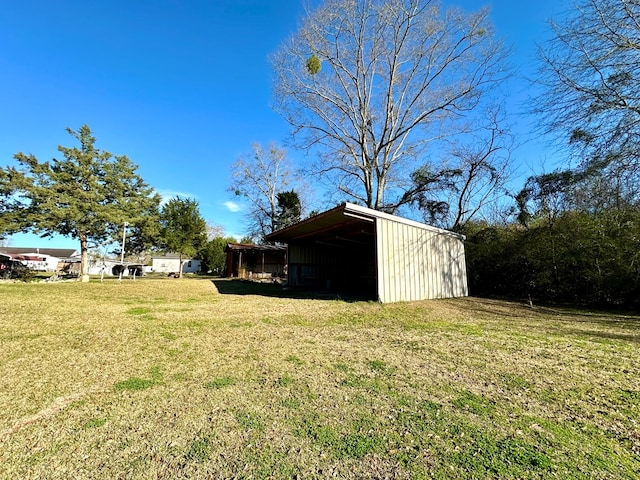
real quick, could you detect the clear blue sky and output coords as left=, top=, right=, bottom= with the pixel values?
left=1, top=0, right=565, bottom=250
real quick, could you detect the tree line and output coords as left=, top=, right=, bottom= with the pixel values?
left=464, top=0, right=640, bottom=308
left=464, top=177, right=640, bottom=307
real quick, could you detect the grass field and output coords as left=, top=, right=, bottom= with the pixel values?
left=0, top=277, right=638, bottom=479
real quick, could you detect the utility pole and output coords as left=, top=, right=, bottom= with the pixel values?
left=119, top=222, right=128, bottom=282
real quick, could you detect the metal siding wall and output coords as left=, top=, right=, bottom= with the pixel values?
left=376, top=217, right=468, bottom=302
left=426, top=229, right=436, bottom=299
left=407, top=224, right=419, bottom=301
left=426, top=230, right=437, bottom=299
left=376, top=220, right=389, bottom=302
left=392, top=221, right=404, bottom=300
left=405, top=223, right=415, bottom=300
left=405, top=224, right=414, bottom=301
left=418, top=229, right=428, bottom=298
left=461, top=239, right=469, bottom=295
left=287, top=243, right=321, bottom=287
left=453, top=236, right=469, bottom=296
left=397, top=222, right=406, bottom=301
left=434, top=233, right=445, bottom=298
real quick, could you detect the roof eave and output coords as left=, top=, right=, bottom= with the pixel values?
left=265, top=203, right=349, bottom=242
left=267, top=202, right=465, bottom=242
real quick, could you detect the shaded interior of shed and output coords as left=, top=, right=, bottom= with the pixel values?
left=267, top=207, right=378, bottom=299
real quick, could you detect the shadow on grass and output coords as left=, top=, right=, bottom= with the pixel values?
left=531, top=304, right=640, bottom=343
left=211, top=279, right=372, bottom=302
left=558, top=327, right=640, bottom=344
left=458, top=296, right=640, bottom=344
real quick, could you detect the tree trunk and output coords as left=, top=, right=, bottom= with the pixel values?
left=179, top=253, right=184, bottom=279
left=79, top=233, right=90, bottom=282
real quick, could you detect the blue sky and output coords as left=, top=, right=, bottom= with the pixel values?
left=1, top=0, right=565, bottom=250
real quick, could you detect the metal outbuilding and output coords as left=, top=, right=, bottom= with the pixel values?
left=266, top=202, right=468, bottom=303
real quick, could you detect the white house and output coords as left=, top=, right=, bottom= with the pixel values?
left=151, top=254, right=200, bottom=274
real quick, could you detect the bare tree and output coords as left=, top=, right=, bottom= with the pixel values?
left=441, top=107, right=514, bottom=231
left=206, top=223, right=226, bottom=241
left=398, top=105, right=514, bottom=231
left=535, top=0, right=640, bottom=204
left=271, top=0, right=510, bottom=211
left=230, top=142, right=298, bottom=241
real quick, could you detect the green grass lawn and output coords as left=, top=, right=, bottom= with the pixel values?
left=0, top=277, right=638, bottom=479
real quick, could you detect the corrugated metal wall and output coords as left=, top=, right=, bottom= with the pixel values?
left=287, top=243, right=327, bottom=288
left=375, top=217, right=468, bottom=302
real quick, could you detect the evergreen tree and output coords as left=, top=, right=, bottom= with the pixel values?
left=275, top=190, right=302, bottom=230
left=198, top=236, right=237, bottom=275
left=158, top=197, right=207, bottom=278
left=0, top=125, right=160, bottom=279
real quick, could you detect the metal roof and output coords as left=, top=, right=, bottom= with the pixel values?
left=224, top=243, right=287, bottom=252
left=151, top=254, right=196, bottom=259
left=266, top=202, right=464, bottom=243
left=0, top=247, right=78, bottom=258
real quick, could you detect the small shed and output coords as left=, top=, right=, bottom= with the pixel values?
left=266, top=202, right=468, bottom=302
left=224, top=243, right=287, bottom=279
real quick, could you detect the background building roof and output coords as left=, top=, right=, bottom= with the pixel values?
left=0, top=247, right=78, bottom=258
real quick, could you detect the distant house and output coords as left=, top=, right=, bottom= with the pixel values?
left=151, top=254, right=200, bottom=274
left=224, top=243, right=287, bottom=279
left=0, top=247, right=152, bottom=277
left=0, top=247, right=78, bottom=272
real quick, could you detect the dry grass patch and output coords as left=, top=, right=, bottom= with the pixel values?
left=0, top=278, right=638, bottom=478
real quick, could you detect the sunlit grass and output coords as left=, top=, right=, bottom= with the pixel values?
left=0, top=277, right=638, bottom=478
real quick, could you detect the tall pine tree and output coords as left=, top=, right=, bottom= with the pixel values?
left=0, top=125, right=161, bottom=279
